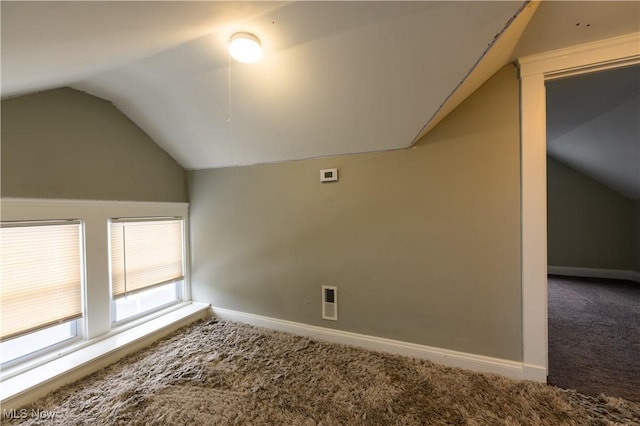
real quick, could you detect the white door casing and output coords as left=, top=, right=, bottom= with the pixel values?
left=517, top=32, right=640, bottom=382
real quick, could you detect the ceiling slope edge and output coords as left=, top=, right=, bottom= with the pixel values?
left=410, top=0, right=538, bottom=146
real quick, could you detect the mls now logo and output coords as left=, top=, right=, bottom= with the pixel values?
left=3, top=409, right=56, bottom=420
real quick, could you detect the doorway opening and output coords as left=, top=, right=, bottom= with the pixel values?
left=544, top=65, right=640, bottom=400
left=518, top=33, right=639, bottom=385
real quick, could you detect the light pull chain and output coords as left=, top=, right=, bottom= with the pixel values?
left=227, top=53, right=232, bottom=123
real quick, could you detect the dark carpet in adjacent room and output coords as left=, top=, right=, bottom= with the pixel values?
left=548, top=275, right=640, bottom=402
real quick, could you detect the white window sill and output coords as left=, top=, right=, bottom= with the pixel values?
left=1, top=302, right=210, bottom=409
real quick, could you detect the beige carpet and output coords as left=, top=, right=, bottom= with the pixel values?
left=3, top=318, right=639, bottom=425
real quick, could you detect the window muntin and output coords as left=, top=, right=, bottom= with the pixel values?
left=109, top=218, right=184, bottom=322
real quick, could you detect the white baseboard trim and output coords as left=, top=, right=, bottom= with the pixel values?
left=211, top=306, right=539, bottom=382
left=548, top=266, right=640, bottom=283
left=522, top=363, right=548, bottom=383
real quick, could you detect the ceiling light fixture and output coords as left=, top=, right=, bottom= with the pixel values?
left=229, top=32, right=263, bottom=64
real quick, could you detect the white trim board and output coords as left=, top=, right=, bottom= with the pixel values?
left=517, top=31, right=640, bottom=384
left=1, top=197, right=191, bottom=340
left=0, top=197, right=189, bottom=209
left=548, top=266, right=640, bottom=283
left=1, top=303, right=210, bottom=410
left=211, top=307, right=533, bottom=382
left=518, top=33, right=640, bottom=79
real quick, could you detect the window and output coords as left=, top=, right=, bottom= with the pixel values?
left=110, top=218, right=184, bottom=323
left=0, top=199, right=189, bottom=380
left=0, top=221, right=83, bottom=365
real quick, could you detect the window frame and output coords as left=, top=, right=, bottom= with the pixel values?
left=1, top=319, right=83, bottom=370
left=0, top=219, right=87, bottom=368
left=0, top=198, right=190, bottom=379
left=108, top=216, right=187, bottom=325
left=110, top=281, right=184, bottom=325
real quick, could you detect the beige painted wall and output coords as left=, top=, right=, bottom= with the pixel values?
left=1, top=88, right=187, bottom=202
left=547, top=157, right=633, bottom=271
left=189, top=65, right=522, bottom=361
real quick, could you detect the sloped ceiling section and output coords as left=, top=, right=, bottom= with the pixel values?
left=1, top=1, right=527, bottom=170
left=546, top=65, right=640, bottom=200
left=513, top=0, right=640, bottom=58
left=0, top=2, right=286, bottom=97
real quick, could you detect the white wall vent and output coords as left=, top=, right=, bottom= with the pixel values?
left=322, top=285, right=338, bottom=321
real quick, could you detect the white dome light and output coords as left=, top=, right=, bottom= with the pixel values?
left=229, top=32, right=263, bottom=64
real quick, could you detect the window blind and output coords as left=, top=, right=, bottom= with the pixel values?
left=0, top=221, right=82, bottom=340
left=110, top=219, right=184, bottom=299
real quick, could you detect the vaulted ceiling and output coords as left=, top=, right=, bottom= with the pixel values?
left=547, top=65, right=640, bottom=200
left=2, top=1, right=528, bottom=169
left=2, top=1, right=639, bottom=173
